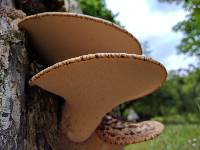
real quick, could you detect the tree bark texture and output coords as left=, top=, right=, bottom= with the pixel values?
left=0, top=6, right=26, bottom=149
left=0, top=0, right=81, bottom=149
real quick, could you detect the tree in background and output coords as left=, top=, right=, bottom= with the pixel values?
left=78, top=0, right=120, bottom=24
left=159, top=0, right=200, bottom=57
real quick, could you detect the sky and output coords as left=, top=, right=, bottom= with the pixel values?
left=105, top=0, right=197, bottom=71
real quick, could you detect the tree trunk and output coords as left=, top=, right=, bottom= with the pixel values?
left=0, top=0, right=81, bottom=149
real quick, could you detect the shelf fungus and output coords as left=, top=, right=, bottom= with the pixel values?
left=18, top=12, right=167, bottom=149
left=18, top=12, right=141, bottom=64
left=28, top=53, right=166, bottom=142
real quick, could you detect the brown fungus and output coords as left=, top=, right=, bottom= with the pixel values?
left=96, top=114, right=164, bottom=145
left=18, top=12, right=142, bottom=64
left=58, top=114, right=164, bottom=150
left=18, top=12, right=167, bottom=144
left=29, top=53, right=167, bottom=142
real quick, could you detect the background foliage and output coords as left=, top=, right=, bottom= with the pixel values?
left=78, top=0, right=120, bottom=24
left=159, top=0, right=200, bottom=57
left=122, top=68, right=200, bottom=122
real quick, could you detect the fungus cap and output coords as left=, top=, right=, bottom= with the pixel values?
left=18, top=12, right=141, bottom=64
left=97, top=115, right=164, bottom=145
left=59, top=114, right=164, bottom=150
left=29, top=53, right=167, bottom=142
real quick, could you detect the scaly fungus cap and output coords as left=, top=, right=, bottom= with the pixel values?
left=59, top=114, right=164, bottom=150
left=97, top=114, right=164, bottom=145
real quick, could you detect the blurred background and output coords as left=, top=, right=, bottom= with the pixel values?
left=78, top=0, right=200, bottom=149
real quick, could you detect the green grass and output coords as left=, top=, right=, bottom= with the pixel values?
left=125, top=123, right=200, bottom=150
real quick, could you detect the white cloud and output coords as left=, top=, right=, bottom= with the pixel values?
left=165, top=54, right=197, bottom=70
left=106, top=0, right=185, bottom=38
left=105, top=0, right=196, bottom=71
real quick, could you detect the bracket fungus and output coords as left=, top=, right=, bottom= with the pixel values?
left=18, top=12, right=167, bottom=147
left=28, top=53, right=166, bottom=142
left=18, top=12, right=142, bottom=64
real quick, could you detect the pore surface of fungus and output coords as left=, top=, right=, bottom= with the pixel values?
left=18, top=12, right=142, bottom=64
left=29, top=53, right=167, bottom=142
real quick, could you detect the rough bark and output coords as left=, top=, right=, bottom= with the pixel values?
left=0, top=0, right=82, bottom=149
left=0, top=6, right=26, bottom=149
left=14, top=0, right=81, bottom=15
left=0, top=0, right=15, bottom=8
